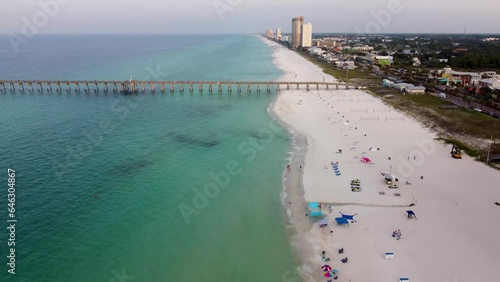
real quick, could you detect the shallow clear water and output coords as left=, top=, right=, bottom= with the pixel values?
left=0, top=35, right=298, bottom=282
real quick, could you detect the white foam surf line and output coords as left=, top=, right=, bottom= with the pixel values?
left=262, top=36, right=320, bottom=281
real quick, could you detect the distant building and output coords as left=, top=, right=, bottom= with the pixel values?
left=335, top=61, right=355, bottom=69
left=374, top=55, right=393, bottom=66
left=301, top=23, right=312, bottom=48
left=480, top=71, right=498, bottom=78
left=412, top=57, right=421, bottom=66
left=309, top=47, right=323, bottom=56
left=440, top=68, right=481, bottom=86
left=393, top=82, right=415, bottom=92
left=479, top=78, right=500, bottom=90
left=276, top=27, right=282, bottom=40
left=281, top=35, right=290, bottom=43
left=266, top=29, right=273, bottom=38
left=482, top=37, right=499, bottom=42
left=405, top=86, right=426, bottom=94
left=352, top=45, right=374, bottom=51
left=382, top=79, right=395, bottom=87
left=291, top=16, right=304, bottom=48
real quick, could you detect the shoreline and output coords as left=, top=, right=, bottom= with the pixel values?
left=264, top=48, right=313, bottom=282
left=262, top=37, right=338, bottom=282
left=261, top=36, right=500, bottom=282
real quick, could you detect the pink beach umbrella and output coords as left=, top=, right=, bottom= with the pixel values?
left=321, top=265, right=332, bottom=272
left=361, top=157, right=371, bottom=163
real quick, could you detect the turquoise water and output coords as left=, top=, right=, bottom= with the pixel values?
left=0, top=35, right=298, bottom=281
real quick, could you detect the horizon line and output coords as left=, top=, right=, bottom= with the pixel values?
left=1, top=32, right=500, bottom=36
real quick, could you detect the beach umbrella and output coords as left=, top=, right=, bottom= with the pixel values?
left=323, top=270, right=339, bottom=277
left=321, top=265, right=332, bottom=271
left=323, top=272, right=334, bottom=277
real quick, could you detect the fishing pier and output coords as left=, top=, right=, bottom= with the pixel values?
left=0, top=80, right=361, bottom=94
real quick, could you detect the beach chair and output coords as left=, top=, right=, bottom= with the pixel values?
left=399, top=278, right=409, bottom=282
left=384, top=252, right=394, bottom=259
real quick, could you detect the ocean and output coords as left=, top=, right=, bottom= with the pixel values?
left=0, top=35, right=298, bottom=282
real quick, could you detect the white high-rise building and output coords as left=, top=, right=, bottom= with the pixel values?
left=276, top=27, right=282, bottom=40
left=301, top=23, right=312, bottom=48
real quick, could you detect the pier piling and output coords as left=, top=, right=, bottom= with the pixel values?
left=0, top=80, right=356, bottom=95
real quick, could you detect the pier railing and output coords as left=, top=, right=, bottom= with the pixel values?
left=0, top=80, right=360, bottom=94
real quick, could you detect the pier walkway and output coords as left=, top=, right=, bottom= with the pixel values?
left=0, top=80, right=361, bottom=94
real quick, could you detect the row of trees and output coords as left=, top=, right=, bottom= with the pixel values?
left=367, top=35, right=500, bottom=70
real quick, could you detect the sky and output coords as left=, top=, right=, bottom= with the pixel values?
left=1, top=0, right=499, bottom=34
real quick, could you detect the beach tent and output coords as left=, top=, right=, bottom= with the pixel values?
left=361, top=157, right=371, bottom=163
left=318, top=219, right=329, bottom=226
left=340, top=212, right=357, bottom=222
left=335, top=217, right=349, bottom=225
left=308, top=202, right=323, bottom=217
left=406, top=210, right=417, bottom=220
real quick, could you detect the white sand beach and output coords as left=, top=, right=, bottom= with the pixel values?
left=263, top=37, right=500, bottom=282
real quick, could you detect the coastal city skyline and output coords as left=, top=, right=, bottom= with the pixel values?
left=1, top=0, right=500, bottom=34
